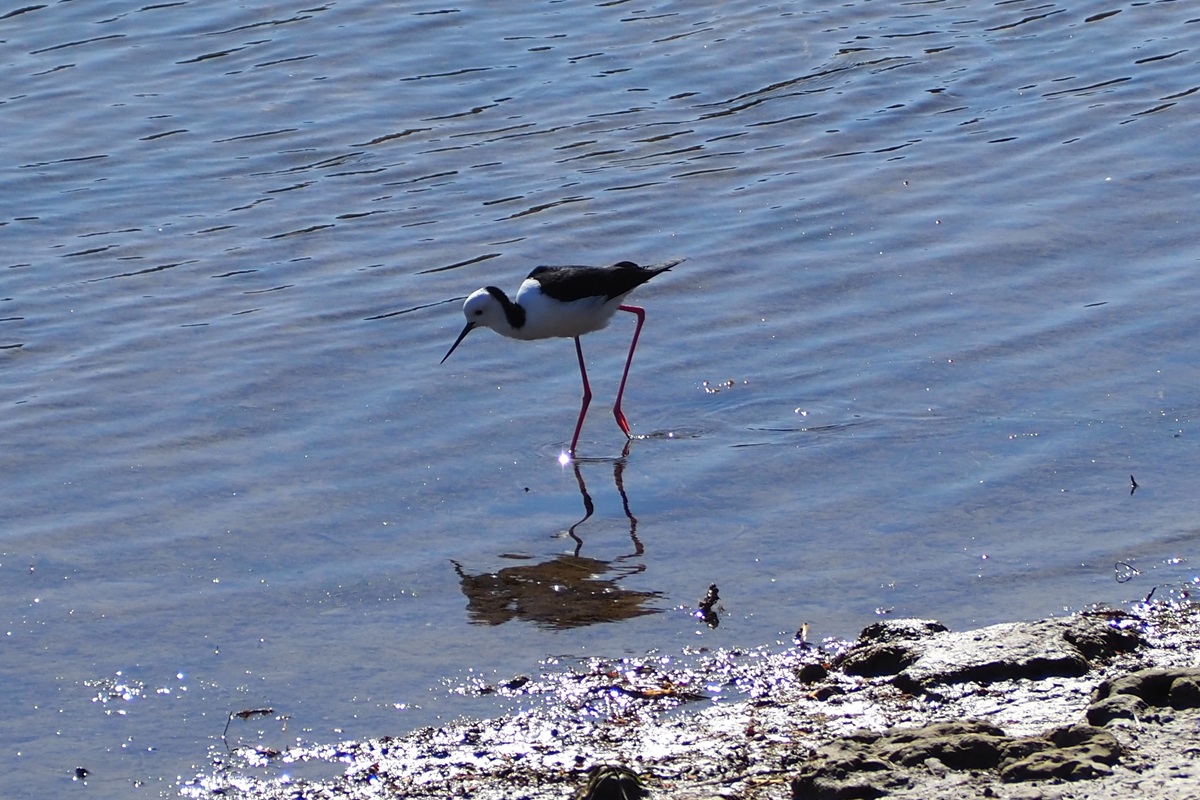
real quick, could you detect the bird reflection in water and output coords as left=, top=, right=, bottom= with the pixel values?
left=563, top=443, right=641, bottom=557
left=450, top=444, right=661, bottom=629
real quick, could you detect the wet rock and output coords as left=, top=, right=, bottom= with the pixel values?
left=837, top=616, right=1140, bottom=692
left=1091, top=667, right=1200, bottom=710
left=1042, top=722, right=1122, bottom=755
left=1095, top=667, right=1177, bottom=705
left=873, top=720, right=1007, bottom=770
left=998, top=724, right=1120, bottom=783
left=1001, top=750, right=1112, bottom=782
left=1060, top=612, right=1143, bottom=661
left=835, top=619, right=947, bottom=677
left=998, top=736, right=1052, bottom=763
left=999, top=724, right=1121, bottom=782
left=836, top=643, right=921, bottom=678
left=790, top=737, right=905, bottom=799
left=796, top=662, right=829, bottom=684
left=856, top=619, right=950, bottom=644
left=890, top=617, right=1140, bottom=694
left=1086, top=693, right=1148, bottom=726
left=790, top=773, right=893, bottom=800
left=794, top=719, right=1122, bottom=796
left=1169, top=674, right=1200, bottom=709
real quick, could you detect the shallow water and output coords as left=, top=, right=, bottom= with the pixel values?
left=3, top=0, right=1200, bottom=796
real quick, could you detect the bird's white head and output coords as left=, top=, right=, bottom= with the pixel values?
left=462, top=287, right=509, bottom=329
left=440, top=287, right=513, bottom=363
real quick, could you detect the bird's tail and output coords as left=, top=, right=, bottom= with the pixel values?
left=650, top=257, right=685, bottom=273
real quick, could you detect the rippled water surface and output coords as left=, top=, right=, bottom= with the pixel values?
left=3, top=0, right=1200, bottom=796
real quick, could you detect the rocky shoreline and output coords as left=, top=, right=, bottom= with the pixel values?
left=184, top=602, right=1200, bottom=799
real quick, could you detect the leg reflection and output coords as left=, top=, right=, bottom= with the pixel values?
left=566, top=440, right=641, bottom=558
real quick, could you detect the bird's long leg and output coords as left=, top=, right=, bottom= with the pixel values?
left=570, top=336, right=592, bottom=456
left=612, top=304, right=645, bottom=438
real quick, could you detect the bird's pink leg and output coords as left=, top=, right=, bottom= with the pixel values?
left=569, top=336, right=592, bottom=456
left=613, top=304, right=645, bottom=438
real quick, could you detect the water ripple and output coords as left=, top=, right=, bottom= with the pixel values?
left=3, top=1, right=1200, bottom=796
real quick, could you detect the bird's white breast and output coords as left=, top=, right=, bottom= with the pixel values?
left=513, top=279, right=622, bottom=340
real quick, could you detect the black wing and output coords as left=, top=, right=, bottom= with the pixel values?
left=528, top=260, right=682, bottom=302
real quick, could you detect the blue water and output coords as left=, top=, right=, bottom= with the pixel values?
left=3, top=0, right=1199, bottom=796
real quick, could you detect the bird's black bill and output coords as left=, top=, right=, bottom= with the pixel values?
left=440, top=322, right=476, bottom=363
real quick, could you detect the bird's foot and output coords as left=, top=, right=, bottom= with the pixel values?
left=613, top=408, right=631, bottom=438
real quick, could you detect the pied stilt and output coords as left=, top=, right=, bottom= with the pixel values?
left=441, top=259, right=683, bottom=457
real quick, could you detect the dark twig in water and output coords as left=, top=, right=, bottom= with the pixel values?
left=223, top=707, right=276, bottom=751
left=1115, top=562, right=1140, bottom=584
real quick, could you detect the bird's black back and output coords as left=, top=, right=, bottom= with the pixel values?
left=527, top=260, right=679, bottom=303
